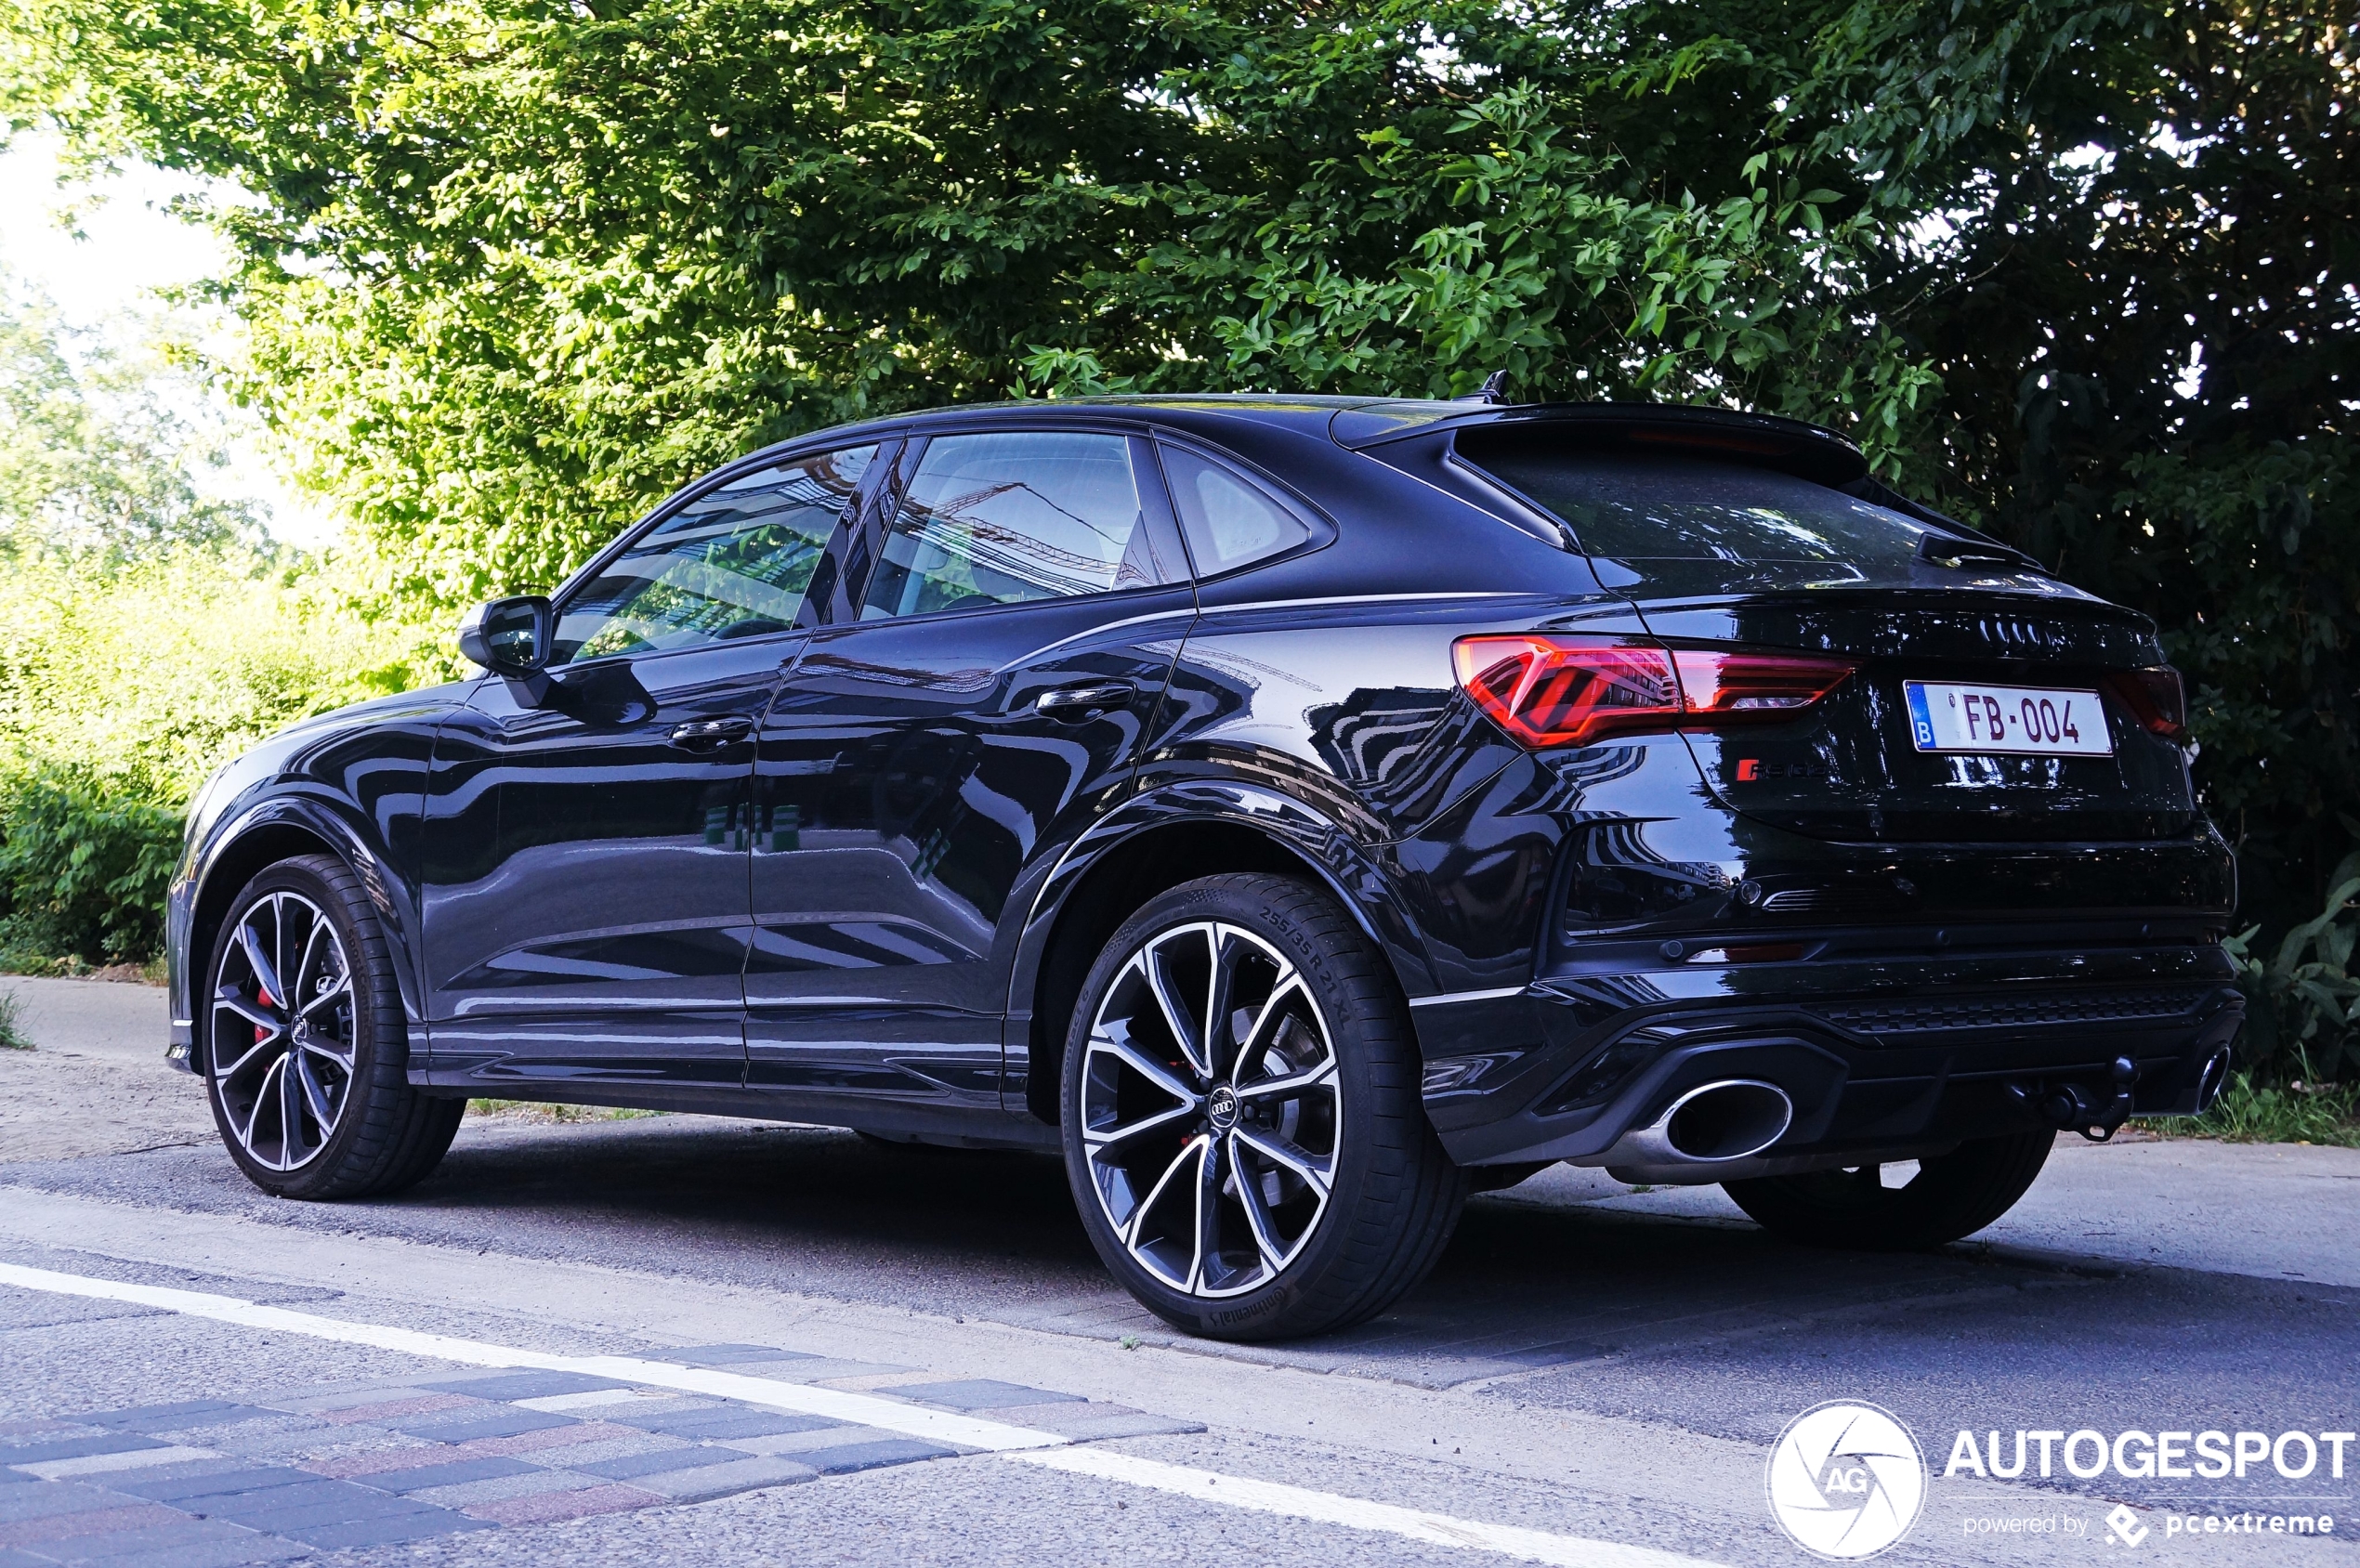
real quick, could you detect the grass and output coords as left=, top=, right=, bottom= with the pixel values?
left=2135, top=1072, right=2360, bottom=1149
left=0, top=992, right=29, bottom=1050
left=465, top=1099, right=661, bottom=1123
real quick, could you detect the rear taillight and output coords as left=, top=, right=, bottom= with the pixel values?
left=1451, top=636, right=1855, bottom=749
left=1670, top=649, right=1858, bottom=718
left=2104, top=666, right=2187, bottom=739
left=1450, top=637, right=1678, bottom=748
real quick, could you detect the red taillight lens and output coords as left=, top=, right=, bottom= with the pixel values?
left=1452, top=637, right=1855, bottom=749
left=1669, top=649, right=1857, bottom=717
left=1450, top=637, right=1680, bottom=748
left=2104, top=666, right=2187, bottom=739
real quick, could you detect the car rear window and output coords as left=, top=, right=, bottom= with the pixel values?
left=1464, top=450, right=1933, bottom=567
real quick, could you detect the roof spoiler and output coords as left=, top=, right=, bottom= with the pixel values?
left=1347, top=401, right=1868, bottom=485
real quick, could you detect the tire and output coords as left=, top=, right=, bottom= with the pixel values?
left=1721, top=1130, right=2054, bottom=1251
left=203, top=854, right=463, bottom=1200
left=1059, top=873, right=1466, bottom=1340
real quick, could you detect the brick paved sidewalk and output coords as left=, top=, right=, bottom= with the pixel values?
left=1, top=1343, right=1196, bottom=1565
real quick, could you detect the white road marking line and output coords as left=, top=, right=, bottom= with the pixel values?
left=19, top=1445, right=220, bottom=1481
left=1013, top=1448, right=1727, bottom=1568
left=2, top=1261, right=1729, bottom=1568
left=0, top=1262, right=1059, bottom=1453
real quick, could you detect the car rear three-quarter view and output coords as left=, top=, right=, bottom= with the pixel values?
left=163, top=396, right=2243, bottom=1340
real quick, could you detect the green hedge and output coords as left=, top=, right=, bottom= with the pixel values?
left=0, top=545, right=453, bottom=968
left=0, top=760, right=179, bottom=966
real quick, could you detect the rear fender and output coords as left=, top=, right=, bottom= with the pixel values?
left=1016, top=779, right=1436, bottom=1004
left=1003, top=778, right=1441, bottom=1121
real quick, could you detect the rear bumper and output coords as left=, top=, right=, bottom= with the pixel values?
left=1413, top=938, right=2243, bottom=1173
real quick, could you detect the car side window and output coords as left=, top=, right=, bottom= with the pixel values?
left=1158, top=443, right=1312, bottom=577
left=859, top=432, right=1179, bottom=621
left=552, top=445, right=874, bottom=665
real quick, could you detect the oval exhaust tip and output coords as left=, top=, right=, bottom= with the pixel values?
left=2195, top=1049, right=2230, bottom=1112
left=1660, top=1079, right=1794, bottom=1162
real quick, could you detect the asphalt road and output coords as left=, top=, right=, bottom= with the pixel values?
left=1, top=974, right=2354, bottom=1567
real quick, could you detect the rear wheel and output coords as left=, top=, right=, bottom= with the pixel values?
left=204, top=855, right=463, bottom=1200
left=1060, top=873, right=1466, bottom=1340
left=1722, top=1130, right=2053, bottom=1251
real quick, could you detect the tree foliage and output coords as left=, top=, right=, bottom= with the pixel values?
left=0, top=292, right=452, bottom=966
left=1, top=0, right=2353, bottom=940
left=0, top=279, right=259, bottom=560
left=1, top=0, right=1957, bottom=592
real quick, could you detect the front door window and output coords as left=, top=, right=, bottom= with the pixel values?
left=556, top=446, right=873, bottom=662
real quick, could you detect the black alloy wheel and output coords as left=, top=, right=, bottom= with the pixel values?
left=1061, top=873, right=1466, bottom=1339
left=1721, top=1130, right=2055, bottom=1251
left=205, top=855, right=464, bottom=1199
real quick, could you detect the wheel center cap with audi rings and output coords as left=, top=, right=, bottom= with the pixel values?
left=1206, top=1085, right=1240, bottom=1133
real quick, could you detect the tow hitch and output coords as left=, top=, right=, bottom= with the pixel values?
left=2007, top=1056, right=2139, bottom=1143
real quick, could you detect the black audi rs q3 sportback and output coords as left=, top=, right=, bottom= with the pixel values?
left=164, top=396, right=2242, bottom=1339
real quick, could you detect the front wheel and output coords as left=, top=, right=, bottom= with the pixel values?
left=1722, top=1130, right=2053, bottom=1251
left=1060, top=873, right=1466, bottom=1340
left=204, top=854, right=463, bottom=1200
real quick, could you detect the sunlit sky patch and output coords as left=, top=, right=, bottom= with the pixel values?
left=0, top=132, right=343, bottom=547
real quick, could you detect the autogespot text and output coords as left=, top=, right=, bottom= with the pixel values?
left=1945, top=1428, right=2355, bottom=1481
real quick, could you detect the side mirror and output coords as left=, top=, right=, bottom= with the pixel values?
left=456, top=595, right=553, bottom=675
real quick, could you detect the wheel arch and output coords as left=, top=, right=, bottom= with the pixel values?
left=1010, top=781, right=1438, bottom=1125
left=186, top=794, right=415, bottom=1073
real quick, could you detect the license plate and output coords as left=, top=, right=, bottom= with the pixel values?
left=1904, top=682, right=2112, bottom=756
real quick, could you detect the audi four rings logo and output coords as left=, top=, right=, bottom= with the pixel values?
left=1766, top=1402, right=1929, bottom=1559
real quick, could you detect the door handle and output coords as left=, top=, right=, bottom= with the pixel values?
left=1034, top=682, right=1135, bottom=720
left=668, top=715, right=755, bottom=751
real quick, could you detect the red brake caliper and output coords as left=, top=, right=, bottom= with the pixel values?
left=256, top=987, right=273, bottom=1044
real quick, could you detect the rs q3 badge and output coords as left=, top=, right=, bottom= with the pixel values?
left=1735, top=759, right=1823, bottom=781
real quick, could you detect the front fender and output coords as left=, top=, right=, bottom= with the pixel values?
left=174, top=789, right=427, bottom=1069
left=168, top=686, right=456, bottom=1067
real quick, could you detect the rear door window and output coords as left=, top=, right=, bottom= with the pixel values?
left=859, top=431, right=1183, bottom=620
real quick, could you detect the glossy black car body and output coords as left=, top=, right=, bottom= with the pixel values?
left=165, top=396, right=2241, bottom=1196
